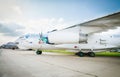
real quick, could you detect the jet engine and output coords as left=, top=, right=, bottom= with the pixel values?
left=48, top=30, right=87, bottom=44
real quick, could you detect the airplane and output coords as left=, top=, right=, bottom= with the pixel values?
left=15, top=12, right=120, bottom=57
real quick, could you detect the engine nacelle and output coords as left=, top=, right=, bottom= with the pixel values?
left=48, top=31, right=87, bottom=44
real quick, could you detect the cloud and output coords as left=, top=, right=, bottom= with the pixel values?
left=0, top=23, right=24, bottom=36
left=0, top=0, right=23, bottom=21
left=0, top=0, right=77, bottom=34
left=11, top=5, right=23, bottom=16
left=17, top=18, right=68, bottom=33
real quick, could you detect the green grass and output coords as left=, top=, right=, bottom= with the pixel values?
left=43, top=50, right=75, bottom=55
left=95, top=51, right=120, bottom=57
left=42, top=50, right=120, bottom=57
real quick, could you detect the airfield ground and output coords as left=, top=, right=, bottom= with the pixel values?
left=0, top=49, right=120, bottom=77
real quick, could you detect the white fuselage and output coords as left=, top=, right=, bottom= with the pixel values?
left=16, top=32, right=120, bottom=52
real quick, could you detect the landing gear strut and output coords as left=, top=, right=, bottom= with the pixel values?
left=36, top=50, right=42, bottom=55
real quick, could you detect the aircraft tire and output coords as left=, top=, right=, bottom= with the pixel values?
left=77, top=52, right=84, bottom=57
left=36, top=50, right=42, bottom=55
left=12, top=47, right=15, bottom=50
left=88, top=52, right=95, bottom=57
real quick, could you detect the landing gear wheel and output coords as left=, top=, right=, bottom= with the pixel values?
left=77, top=52, right=84, bottom=57
left=88, top=52, right=95, bottom=57
left=36, top=50, right=42, bottom=55
left=12, top=47, right=15, bottom=50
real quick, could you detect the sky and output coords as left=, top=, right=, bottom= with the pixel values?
left=0, top=0, right=120, bottom=45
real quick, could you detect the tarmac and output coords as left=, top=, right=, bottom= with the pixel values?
left=0, top=49, right=120, bottom=77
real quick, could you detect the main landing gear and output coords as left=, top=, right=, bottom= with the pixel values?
left=76, top=51, right=95, bottom=57
left=87, top=52, right=95, bottom=57
left=36, top=50, right=42, bottom=55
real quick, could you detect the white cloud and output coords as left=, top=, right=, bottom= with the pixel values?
left=11, top=5, right=23, bottom=16
left=58, top=18, right=64, bottom=23
left=0, top=0, right=20, bottom=20
left=0, top=22, right=24, bottom=36
left=0, top=0, right=77, bottom=36
left=18, top=18, right=67, bottom=33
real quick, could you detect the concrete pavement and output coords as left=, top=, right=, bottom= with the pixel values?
left=0, top=49, right=120, bottom=77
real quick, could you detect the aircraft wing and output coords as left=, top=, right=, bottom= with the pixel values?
left=64, top=12, right=120, bottom=34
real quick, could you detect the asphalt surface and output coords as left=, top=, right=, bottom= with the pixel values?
left=0, top=49, right=120, bottom=77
